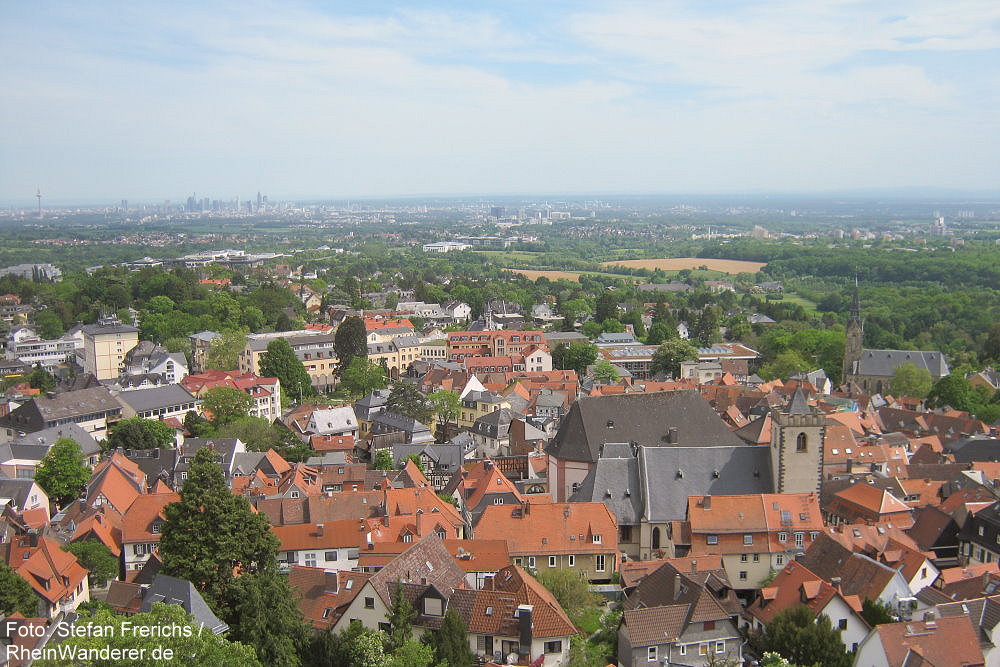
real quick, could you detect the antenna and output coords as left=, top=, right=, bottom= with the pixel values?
left=36, top=188, right=42, bottom=218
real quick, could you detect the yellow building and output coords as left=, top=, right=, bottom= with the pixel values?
left=81, top=317, right=139, bottom=380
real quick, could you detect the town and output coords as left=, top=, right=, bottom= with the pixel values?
left=0, top=210, right=999, bottom=667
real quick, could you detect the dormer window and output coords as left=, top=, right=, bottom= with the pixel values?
left=592, top=535, right=602, bottom=544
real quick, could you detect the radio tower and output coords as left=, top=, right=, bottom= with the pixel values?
left=36, top=188, right=42, bottom=218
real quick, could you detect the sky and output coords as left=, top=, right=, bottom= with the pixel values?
left=1, top=0, right=999, bottom=204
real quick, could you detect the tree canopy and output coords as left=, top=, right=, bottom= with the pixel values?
left=259, top=337, right=314, bottom=402
left=650, top=338, right=699, bottom=378
left=0, top=561, right=37, bottom=616
left=206, top=327, right=248, bottom=371
left=754, top=605, right=850, bottom=667
left=386, top=382, right=432, bottom=424
left=889, top=362, right=933, bottom=399
left=62, top=540, right=119, bottom=587
left=334, top=315, right=368, bottom=372
left=202, top=385, right=254, bottom=425
left=340, top=357, right=388, bottom=398
left=107, top=416, right=176, bottom=450
left=34, top=437, right=90, bottom=508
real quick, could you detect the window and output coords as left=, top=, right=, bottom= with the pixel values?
left=596, top=554, right=606, bottom=572
left=809, top=531, right=819, bottom=541
left=305, top=553, right=317, bottom=568
left=647, top=646, right=657, bottom=662
left=568, top=555, right=575, bottom=567
left=528, top=556, right=536, bottom=569
left=715, top=641, right=725, bottom=654
left=778, top=532, right=787, bottom=542
left=743, top=534, right=753, bottom=545
left=322, top=608, right=331, bottom=619
left=325, top=551, right=338, bottom=561
left=739, top=571, right=747, bottom=581
left=796, top=432, right=808, bottom=452
left=364, top=597, right=375, bottom=609
left=838, top=619, right=848, bottom=630
left=544, top=641, right=562, bottom=654
left=741, top=554, right=748, bottom=563
left=514, top=558, right=523, bottom=566
left=493, top=497, right=504, bottom=505
left=679, top=644, right=687, bottom=656
left=795, top=532, right=804, bottom=547
left=592, top=535, right=602, bottom=544
left=151, top=523, right=160, bottom=534
left=753, top=554, right=760, bottom=562
left=700, top=643, right=709, bottom=656
left=549, top=556, right=557, bottom=568
left=707, top=535, right=719, bottom=545
left=980, top=526, right=986, bottom=537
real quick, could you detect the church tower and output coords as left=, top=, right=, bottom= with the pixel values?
left=770, top=387, right=824, bottom=494
left=843, top=281, right=864, bottom=387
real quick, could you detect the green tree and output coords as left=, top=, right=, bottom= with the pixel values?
left=535, top=568, right=597, bottom=628
left=759, top=350, right=812, bottom=382
left=159, top=448, right=280, bottom=617
left=260, top=337, right=314, bottom=402
left=425, top=606, right=474, bottom=667
left=0, top=561, right=37, bottom=616
left=386, top=581, right=416, bottom=652
left=34, top=309, right=65, bottom=339
left=594, top=292, right=619, bottom=323
left=373, top=449, right=394, bottom=470
left=757, top=606, right=850, bottom=667
left=427, top=388, right=461, bottom=439
left=553, top=342, right=598, bottom=375
left=61, top=540, right=119, bottom=587
left=340, top=357, right=388, bottom=397
left=26, top=363, right=56, bottom=393
left=650, top=338, right=699, bottom=377
left=34, top=603, right=262, bottom=667
left=34, top=437, right=90, bottom=507
left=593, top=359, right=619, bottom=383
left=889, top=362, right=933, bottom=399
left=206, top=328, right=248, bottom=371
left=202, top=386, right=254, bottom=426
left=861, top=598, right=895, bottom=626
left=227, top=573, right=308, bottom=667
left=107, top=416, right=176, bottom=450
left=403, top=453, right=426, bottom=473
left=927, top=373, right=975, bottom=411
left=387, top=641, right=433, bottom=667
left=184, top=409, right=216, bottom=438
left=984, top=322, right=1000, bottom=364
left=646, top=321, right=676, bottom=346
left=334, top=315, right=368, bottom=372
left=387, top=382, right=432, bottom=424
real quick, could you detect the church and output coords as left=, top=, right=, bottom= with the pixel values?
left=842, top=286, right=949, bottom=394
left=550, top=388, right=825, bottom=560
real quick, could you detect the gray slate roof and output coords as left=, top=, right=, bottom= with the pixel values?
left=546, top=390, right=744, bottom=464
left=855, top=349, right=949, bottom=379
left=140, top=574, right=229, bottom=634
left=570, top=443, right=643, bottom=525
left=11, top=423, right=101, bottom=457
left=117, top=385, right=198, bottom=412
left=640, top=445, right=774, bottom=522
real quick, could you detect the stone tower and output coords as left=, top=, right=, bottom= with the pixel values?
left=770, top=387, right=825, bottom=494
left=843, top=281, right=864, bottom=386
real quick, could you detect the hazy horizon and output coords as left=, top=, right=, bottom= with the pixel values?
left=3, top=1, right=998, bottom=202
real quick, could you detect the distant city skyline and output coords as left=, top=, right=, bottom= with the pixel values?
left=2, top=1, right=998, bottom=203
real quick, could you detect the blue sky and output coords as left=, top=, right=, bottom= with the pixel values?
left=1, top=0, right=998, bottom=203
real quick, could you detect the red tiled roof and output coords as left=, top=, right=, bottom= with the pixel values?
left=873, top=616, right=984, bottom=666
left=474, top=502, right=618, bottom=556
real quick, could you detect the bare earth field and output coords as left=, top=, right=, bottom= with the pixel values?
left=510, top=269, right=582, bottom=282
left=601, top=257, right=767, bottom=273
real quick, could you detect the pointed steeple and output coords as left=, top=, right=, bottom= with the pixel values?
left=787, top=386, right=811, bottom=415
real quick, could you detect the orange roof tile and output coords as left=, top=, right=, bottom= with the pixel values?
left=474, top=502, right=618, bottom=556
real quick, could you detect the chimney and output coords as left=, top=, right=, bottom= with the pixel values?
left=316, top=523, right=324, bottom=536
left=517, top=605, right=533, bottom=658
left=702, top=495, right=712, bottom=510
left=668, top=427, right=679, bottom=444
